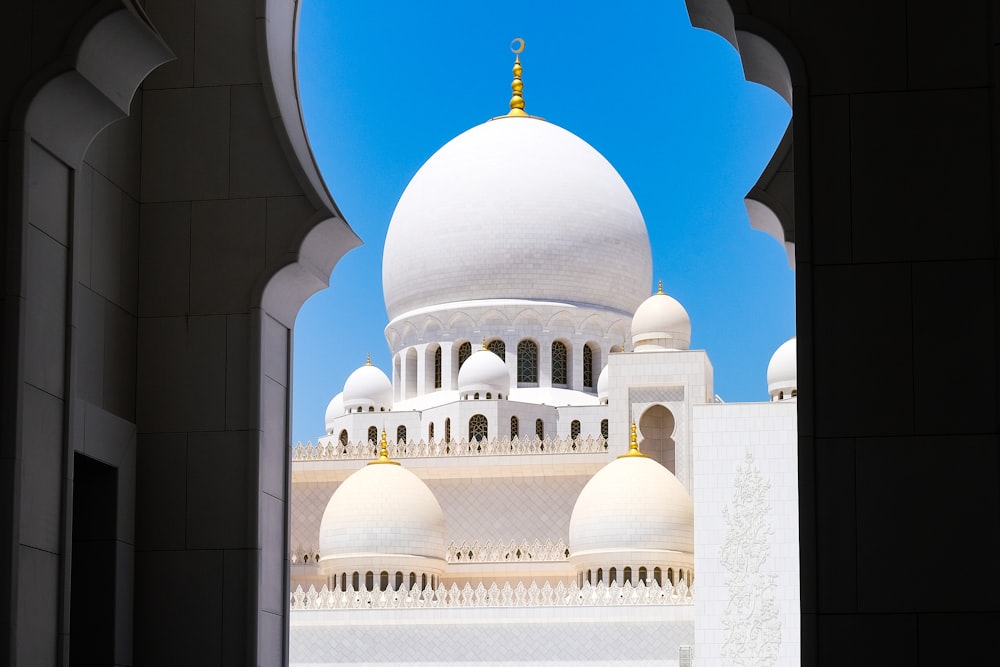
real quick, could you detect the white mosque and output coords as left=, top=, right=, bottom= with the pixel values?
left=289, top=44, right=800, bottom=666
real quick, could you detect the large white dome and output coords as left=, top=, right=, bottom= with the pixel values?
left=569, top=440, right=694, bottom=574
left=318, top=458, right=448, bottom=571
left=382, top=116, right=652, bottom=320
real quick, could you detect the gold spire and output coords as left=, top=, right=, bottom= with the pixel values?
left=482, top=338, right=488, bottom=350
left=366, top=353, right=371, bottom=366
left=368, top=429, right=401, bottom=466
left=507, top=38, right=527, bottom=117
left=618, top=422, right=649, bottom=459
left=657, top=280, right=664, bottom=294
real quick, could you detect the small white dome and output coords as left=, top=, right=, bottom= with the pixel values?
left=319, top=460, right=447, bottom=572
left=569, top=450, right=693, bottom=571
left=631, top=286, right=691, bottom=351
left=324, top=392, right=344, bottom=433
left=457, top=347, right=510, bottom=397
left=596, top=364, right=610, bottom=402
left=767, top=336, right=796, bottom=400
left=342, top=362, right=393, bottom=413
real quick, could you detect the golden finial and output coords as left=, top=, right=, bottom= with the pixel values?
left=366, top=353, right=371, bottom=366
left=618, top=422, right=649, bottom=458
left=482, top=338, right=488, bottom=350
left=368, top=429, right=401, bottom=466
left=507, top=38, right=527, bottom=117
left=657, top=280, right=664, bottom=295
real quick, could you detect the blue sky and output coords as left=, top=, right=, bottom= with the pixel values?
left=291, top=1, right=793, bottom=445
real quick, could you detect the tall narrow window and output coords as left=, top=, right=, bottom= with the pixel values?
left=379, top=571, right=389, bottom=592
left=535, top=418, right=544, bottom=440
left=338, top=430, right=348, bottom=447
left=551, top=341, right=568, bottom=385
left=570, top=420, right=581, bottom=439
left=469, top=414, right=488, bottom=441
left=510, top=416, right=519, bottom=438
left=396, top=425, right=406, bottom=444
left=601, top=419, right=609, bottom=439
left=487, top=339, right=505, bottom=359
left=367, top=426, right=377, bottom=445
left=434, top=346, right=442, bottom=389
left=445, top=418, right=451, bottom=443
left=654, top=567, right=662, bottom=585
left=458, top=341, right=472, bottom=369
left=428, top=422, right=435, bottom=441
left=517, top=339, right=538, bottom=383
left=583, top=344, right=594, bottom=388
left=624, top=566, right=632, bottom=584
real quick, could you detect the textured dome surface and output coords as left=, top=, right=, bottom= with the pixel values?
left=458, top=348, right=510, bottom=395
left=569, top=455, right=694, bottom=556
left=767, top=336, right=797, bottom=395
left=319, top=463, right=447, bottom=560
left=382, top=116, right=652, bottom=320
left=342, top=363, right=392, bottom=412
left=324, top=392, right=344, bottom=433
left=631, top=290, right=691, bottom=351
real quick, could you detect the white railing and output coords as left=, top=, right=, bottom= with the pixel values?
left=291, top=435, right=608, bottom=462
left=290, top=579, right=692, bottom=610
left=291, top=539, right=570, bottom=566
left=446, top=538, right=569, bottom=563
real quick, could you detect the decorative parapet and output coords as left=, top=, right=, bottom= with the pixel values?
left=291, top=435, right=608, bottom=462
left=291, top=539, right=570, bottom=566
left=290, top=579, right=693, bottom=611
left=447, top=538, right=569, bottom=563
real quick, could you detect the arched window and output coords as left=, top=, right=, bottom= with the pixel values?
left=624, top=566, right=632, bottom=584
left=379, top=570, right=389, bottom=592
left=653, top=567, right=662, bottom=585
left=445, top=418, right=451, bottom=443
left=367, top=426, right=377, bottom=445
left=394, top=571, right=403, bottom=591
left=570, top=420, right=581, bottom=439
left=517, top=339, right=538, bottom=383
left=596, top=567, right=603, bottom=583
left=583, top=344, right=594, bottom=388
left=667, top=567, right=675, bottom=585
left=433, top=346, right=442, bottom=389
left=638, top=567, right=647, bottom=584
left=352, top=572, right=360, bottom=590
left=601, top=419, right=609, bottom=439
left=535, top=418, right=544, bottom=440
left=551, top=341, right=568, bottom=385
left=338, top=429, right=348, bottom=447
left=469, top=414, right=488, bottom=441
left=609, top=566, right=617, bottom=584
left=396, top=425, right=406, bottom=444
left=428, top=422, right=435, bottom=441
left=458, top=341, right=472, bottom=368
left=487, top=339, right=505, bottom=358
left=340, top=573, right=347, bottom=592
left=421, top=573, right=427, bottom=590
left=409, top=572, right=416, bottom=589
left=365, top=571, right=374, bottom=592
left=510, top=416, right=519, bottom=438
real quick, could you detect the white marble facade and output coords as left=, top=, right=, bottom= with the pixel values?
left=289, top=72, right=799, bottom=666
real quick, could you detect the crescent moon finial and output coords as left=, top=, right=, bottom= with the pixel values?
left=507, top=38, right=527, bottom=117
